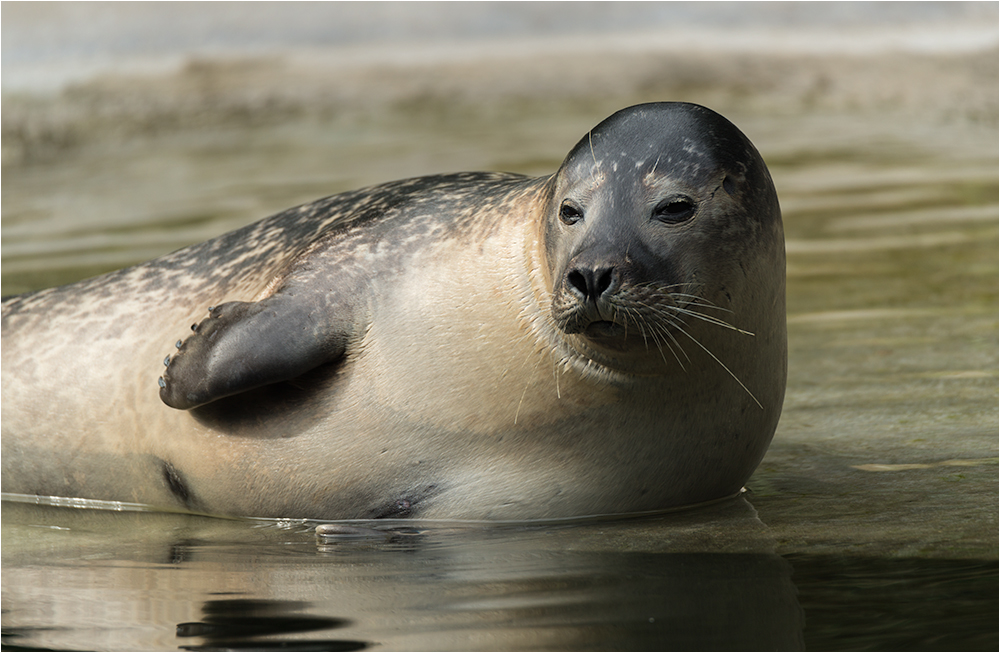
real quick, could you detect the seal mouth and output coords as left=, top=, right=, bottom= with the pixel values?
left=551, top=283, right=694, bottom=354
left=583, top=320, right=627, bottom=339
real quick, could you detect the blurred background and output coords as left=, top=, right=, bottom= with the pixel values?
left=2, top=1, right=996, bottom=293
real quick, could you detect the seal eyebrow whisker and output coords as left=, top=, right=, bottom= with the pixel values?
left=588, top=130, right=597, bottom=166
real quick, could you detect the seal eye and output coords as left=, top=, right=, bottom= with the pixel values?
left=559, top=200, right=584, bottom=225
left=653, top=197, right=696, bottom=224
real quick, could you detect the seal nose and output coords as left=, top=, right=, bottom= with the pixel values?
left=567, top=266, right=617, bottom=303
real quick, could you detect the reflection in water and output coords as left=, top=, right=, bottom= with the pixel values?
left=3, top=496, right=997, bottom=650
left=174, top=554, right=803, bottom=651
left=177, top=599, right=365, bottom=651
left=2, top=496, right=808, bottom=650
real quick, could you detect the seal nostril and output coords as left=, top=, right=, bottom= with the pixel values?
left=596, top=268, right=614, bottom=296
left=568, top=270, right=589, bottom=297
left=567, top=266, right=615, bottom=302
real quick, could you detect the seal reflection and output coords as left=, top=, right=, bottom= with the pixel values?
left=177, top=599, right=367, bottom=652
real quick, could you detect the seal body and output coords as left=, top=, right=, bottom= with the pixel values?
left=1, top=103, right=786, bottom=520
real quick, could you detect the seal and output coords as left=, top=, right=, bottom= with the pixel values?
left=1, top=102, right=786, bottom=520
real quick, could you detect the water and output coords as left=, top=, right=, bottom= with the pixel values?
left=4, top=496, right=996, bottom=651
left=2, top=4, right=997, bottom=651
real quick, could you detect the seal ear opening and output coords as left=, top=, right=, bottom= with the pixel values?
left=722, top=175, right=736, bottom=196
left=159, top=295, right=353, bottom=410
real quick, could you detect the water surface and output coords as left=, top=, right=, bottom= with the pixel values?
left=4, top=494, right=996, bottom=651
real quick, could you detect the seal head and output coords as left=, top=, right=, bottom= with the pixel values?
left=543, top=103, right=781, bottom=379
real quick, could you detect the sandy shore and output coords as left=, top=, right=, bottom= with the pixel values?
left=3, top=19, right=996, bottom=167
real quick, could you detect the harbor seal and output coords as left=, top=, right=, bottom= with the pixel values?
left=1, top=102, right=786, bottom=520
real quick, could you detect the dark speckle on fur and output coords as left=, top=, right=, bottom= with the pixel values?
left=162, top=460, right=194, bottom=507
left=368, top=498, right=415, bottom=519
left=367, top=485, right=439, bottom=519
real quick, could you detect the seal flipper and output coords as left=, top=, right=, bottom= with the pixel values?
left=160, top=294, right=354, bottom=410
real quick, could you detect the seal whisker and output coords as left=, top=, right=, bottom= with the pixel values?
left=648, top=280, right=703, bottom=292
left=672, top=322, right=763, bottom=409
left=514, top=381, right=530, bottom=425
left=651, top=324, right=687, bottom=369
left=512, top=353, right=534, bottom=425
left=660, top=305, right=755, bottom=336
left=634, top=295, right=749, bottom=336
left=553, top=356, right=562, bottom=400
left=645, top=315, right=690, bottom=368
left=619, top=300, right=688, bottom=368
left=667, top=293, right=735, bottom=314
left=632, top=282, right=731, bottom=313
left=509, top=323, right=548, bottom=425
left=615, top=304, right=643, bottom=340
left=621, top=305, right=662, bottom=360
left=608, top=296, right=692, bottom=368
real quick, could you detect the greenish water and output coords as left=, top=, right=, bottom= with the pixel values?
left=2, top=106, right=997, bottom=650
left=3, top=497, right=997, bottom=651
